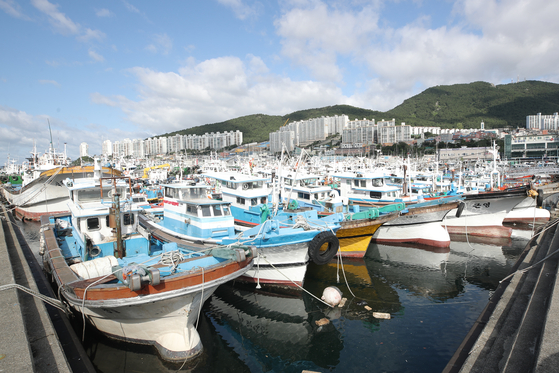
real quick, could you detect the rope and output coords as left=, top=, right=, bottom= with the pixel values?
left=159, top=250, right=185, bottom=272
left=336, top=254, right=356, bottom=298
left=0, top=283, right=66, bottom=312
left=258, top=256, right=335, bottom=308
left=500, top=219, right=559, bottom=284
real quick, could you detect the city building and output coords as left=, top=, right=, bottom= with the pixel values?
left=526, top=113, right=559, bottom=130
left=504, top=133, right=559, bottom=159
left=439, top=146, right=497, bottom=161
left=79, top=142, right=88, bottom=158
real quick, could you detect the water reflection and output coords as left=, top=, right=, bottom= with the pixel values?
left=207, top=283, right=343, bottom=372
left=14, top=218, right=530, bottom=373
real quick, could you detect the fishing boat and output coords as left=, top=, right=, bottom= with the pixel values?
left=2, top=164, right=120, bottom=221
left=333, top=203, right=404, bottom=257
left=138, top=181, right=345, bottom=288
left=371, top=196, right=463, bottom=248
left=201, top=171, right=273, bottom=227
left=441, top=186, right=532, bottom=238
left=40, top=170, right=255, bottom=362
left=331, top=171, right=420, bottom=206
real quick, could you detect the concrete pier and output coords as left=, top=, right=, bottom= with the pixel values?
left=0, top=203, right=94, bottom=372
left=444, top=217, right=559, bottom=373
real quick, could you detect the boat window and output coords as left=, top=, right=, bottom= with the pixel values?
left=87, top=217, right=100, bottom=230
left=165, top=187, right=180, bottom=199
left=212, top=205, right=223, bottom=216
left=251, top=198, right=258, bottom=206
left=314, top=193, right=320, bottom=200
left=201, top=206, right=211, bottom=217
left=298, top=192, right=310, bottom=200
left=370, top=191, right=382, bottom=199
left=360, top=180, right=366, bottom=187
left=372, top=178, right=383, bottom=187
left=106, top=216, right=110, bottom=227
left=123, top=213, right=135, bottom=226
left=236, top=197, right=246, bottom=205
left=186, top=204, right=196, bottom=216
left=132, top=196, right=145, bottom=203
left=78, top=188, right=110, bottom=202
left=354, top=180, right=359, bottom=187
left=222, top=205, right=231, bottom=216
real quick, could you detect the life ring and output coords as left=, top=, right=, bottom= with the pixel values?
left=243, top=183, right=249, bottom=190
left=537, top=189, right=544, bottom=207
left=308, top=231, right=339, bottom=265
left=455, top=201, right=466, bottom=218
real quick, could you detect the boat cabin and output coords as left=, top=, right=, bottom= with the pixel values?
left=160, top=182, right=235, bottom=239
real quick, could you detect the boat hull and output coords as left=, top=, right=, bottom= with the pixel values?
left=372, top=203, right=457, bottom=248
left=3, top=166, right=120, bottom=221
left=442, top=192, right=527, bottom=238
left=76, top=288, right=214, bottom=361
left=229, top=242, right=309, bottom=287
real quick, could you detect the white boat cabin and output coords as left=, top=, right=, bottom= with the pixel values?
left=65, top=178, right=141, bottom=246
left=202, top=171, right=271, bottom=210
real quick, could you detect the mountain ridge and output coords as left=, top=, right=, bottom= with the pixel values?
left=162, top=80, right=559, bottom=144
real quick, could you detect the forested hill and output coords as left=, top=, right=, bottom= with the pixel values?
left=162, top=80, right=559, bottom=144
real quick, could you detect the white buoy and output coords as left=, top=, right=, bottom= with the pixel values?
left=321, top=286, right=342, bottom=306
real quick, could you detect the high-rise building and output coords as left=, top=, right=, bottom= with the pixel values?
left=79, top=142, right=89, bottom=157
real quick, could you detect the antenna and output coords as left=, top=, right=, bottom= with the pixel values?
left=47, top=119, right=54, bottom=153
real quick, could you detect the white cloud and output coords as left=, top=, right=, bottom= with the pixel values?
left=31, top=0, right=80, bottom=35
left=146, top=33, right=173, bottom=55
left=88, top=49, right=105, bottom=62
left=95, top=8, right=113, bottom=17
left=38, top=79, right=60, bottom=86
left=92, top=56, right=344, bottom=133
left=276, top=2, right=380, bottom=82
left=0, top=106, right=149, bottom=161
left=0, top=0, right=31, bottom=20
left=273, top=0, right=559, bottom=110
left=78, top=28, right=106, bottom=43
left=217, top=0, right=263, bottom=20
left=122, top=0, right=140, bottom=13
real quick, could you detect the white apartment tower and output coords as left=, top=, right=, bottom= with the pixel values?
left=79, top=142, right=89, bottom=157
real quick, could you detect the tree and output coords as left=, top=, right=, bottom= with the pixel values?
left=71, top=156, right=94, bottom=166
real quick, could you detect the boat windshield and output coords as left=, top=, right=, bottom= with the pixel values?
left=77, top=186, right=127, bottom=202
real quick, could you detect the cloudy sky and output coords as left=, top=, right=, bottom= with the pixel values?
left=1, top=0, right=559, bottom=163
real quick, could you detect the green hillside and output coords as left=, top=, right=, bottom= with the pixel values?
left=162, top=80, right=559, bottom=144
left=385, top=80, right=559, bottom=129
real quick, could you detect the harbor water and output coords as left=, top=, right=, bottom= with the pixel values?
left=17, top=220, right=532, bottom=373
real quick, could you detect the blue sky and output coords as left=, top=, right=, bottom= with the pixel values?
left=1, top=0, right=559, bottom=163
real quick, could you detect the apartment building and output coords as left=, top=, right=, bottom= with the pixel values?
left=526, top=113, right=559, bottom=130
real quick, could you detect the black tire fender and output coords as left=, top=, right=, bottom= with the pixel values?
left=308, top=231, right=339, bottom=265
left=455, top=201, right=466, bottom=218
left=537, top=189, right=544, bottom=207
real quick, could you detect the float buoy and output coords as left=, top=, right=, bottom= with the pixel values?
left=321, top=286, right=342, bottom=306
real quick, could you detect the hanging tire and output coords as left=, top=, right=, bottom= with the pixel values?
left=308, top=231, right=339, bottom=265
left=455, top=201, right=466, bottom=218
left=537, top=189, right=544, bottom=207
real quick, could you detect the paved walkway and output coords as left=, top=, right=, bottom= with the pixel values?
left=444, top=217, right=559, bottom=373
left=0, top=203, right=72, bottom=373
